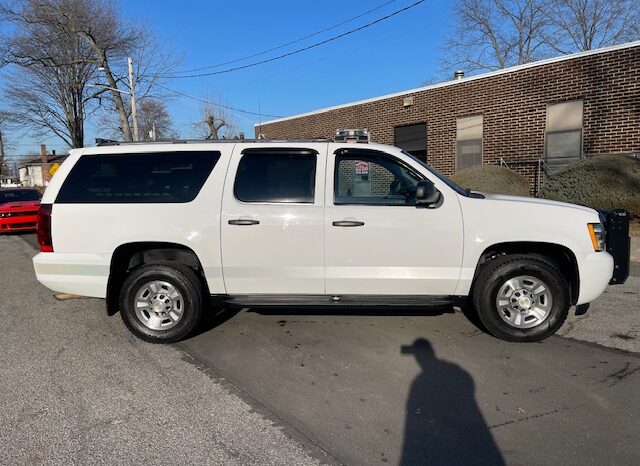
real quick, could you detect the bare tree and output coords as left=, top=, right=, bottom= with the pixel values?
left=445, top=0, right=550, bottom=72
left=422, top=73, right=449, bottom=86
left=100, top=97, right=177, bottom=141
left=95, top=29, right=180, bottom=141
left=193, top=94, right=237, bottom=140
left=61, top=2, right=178, bottom=142
left=0, top=1, right=105, bottom=147
left=444, top=0, right=639, bottom=74
left=136, top=99, right=177, bottom=141
left=545, top=0, right=640, bottom=53
left=35, top=0, right=138, bottom=141
left=2, top=55, right=98, bottom=148
left=0, top=0, right=177, bottom=145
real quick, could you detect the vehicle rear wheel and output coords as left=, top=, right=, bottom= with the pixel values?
left=119, top=263, right=205, bottom=343
left=472, top=254, right=570, bottom=342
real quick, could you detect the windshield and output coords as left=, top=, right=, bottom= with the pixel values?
left=402, top=151, right=470, bottom=196
left=0, top=189, right=42, bottom=205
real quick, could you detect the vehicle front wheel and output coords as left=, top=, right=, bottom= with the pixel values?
left=119, top=263, right=205, bottom=343
left=472, top=254, right=570, bottom=342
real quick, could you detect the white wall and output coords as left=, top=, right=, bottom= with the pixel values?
left=0, top=178, right=21, bottom=188
left=18, top=165, right=46, bottom=187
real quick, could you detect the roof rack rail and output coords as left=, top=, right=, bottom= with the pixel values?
left=94, top=138, right=333, bottom=147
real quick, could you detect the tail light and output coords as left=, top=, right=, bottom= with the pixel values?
left=37, top=204, right=53, bottom=252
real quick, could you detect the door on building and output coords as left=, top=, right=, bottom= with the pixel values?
left=394, top=123, right=427, bottom=162
left=325, top=147, right=464, bottom=296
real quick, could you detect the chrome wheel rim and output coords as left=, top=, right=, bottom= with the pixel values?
left=495, top=275, right=553, bottom=329
left=134, top=280, right=184, bottom=330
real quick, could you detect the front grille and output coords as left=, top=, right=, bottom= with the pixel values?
left=4, top=211, right=38, bottom=218
left=598, top=208, right=630, bottom=285
left=1, top=222, right=36, bottom=230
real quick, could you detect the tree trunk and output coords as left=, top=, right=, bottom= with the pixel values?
left=80, top=35, right=133, bottom=142
left=101, top=57, right=133, bottom=142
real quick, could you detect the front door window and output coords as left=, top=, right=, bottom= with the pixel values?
left=335, top=153, right=422, bottom=206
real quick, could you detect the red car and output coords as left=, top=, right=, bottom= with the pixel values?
left=0, top=188, right=42, bottom=233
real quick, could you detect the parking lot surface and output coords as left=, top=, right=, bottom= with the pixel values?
left=4, top=233, right=640, bottom=465
left=0, top=235, right=332, bottom=465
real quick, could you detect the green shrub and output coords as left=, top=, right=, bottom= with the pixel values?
left=450, top=165, right=531, bottom=197
left=541, top=154, right=640, bottom=218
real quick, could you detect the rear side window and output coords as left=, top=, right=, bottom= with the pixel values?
left=234, top=149, right=316, bottom=203
left=56, top=151, right=220, bottom=203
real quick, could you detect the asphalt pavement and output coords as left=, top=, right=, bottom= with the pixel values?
left=179, top=296, right=640, bottom=465
left=0, top=235, right=333, bottom=465
left=3, top=233, right=640, bottom=465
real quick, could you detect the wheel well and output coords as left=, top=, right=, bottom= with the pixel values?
left=106, top=242, right=207, bottom=315
left=474, top=242, right=580, bottom=305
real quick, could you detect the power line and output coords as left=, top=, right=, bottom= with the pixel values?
left=161, top=0, right=426, bottom=79
left=172, top=0, right=400, bottom=75
left=155, top=83, right=283, bottom=118
left=217, top=22, right=425, bottom=94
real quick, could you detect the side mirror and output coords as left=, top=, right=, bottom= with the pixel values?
left=415, top=180, right=441, bottom=207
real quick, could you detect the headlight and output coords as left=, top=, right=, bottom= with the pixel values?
left=0, top=212, right=9, bottom=218
left=588, top=223, right=605, bottom=252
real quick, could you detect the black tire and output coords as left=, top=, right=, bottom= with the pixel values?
left=119, top=263, right=205, bottom=343
left=472, top=254, right=570, bottom=342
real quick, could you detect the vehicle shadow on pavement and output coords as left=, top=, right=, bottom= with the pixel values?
left=400, top=338, right=505, bottom=466
left=246, top=303, right=456, bottom=317
left=192, top=305, right=240, bottom=338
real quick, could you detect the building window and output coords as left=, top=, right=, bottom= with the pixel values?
left=394, top=123, right=427, bottom=162
left=456, top=115, right=483, bottom=171
left=545, top=100, right=583, bottom=162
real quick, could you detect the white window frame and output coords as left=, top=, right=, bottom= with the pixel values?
left=456, top=115, right=483, bottom=171
left=544, top=100, right=584, bottom=161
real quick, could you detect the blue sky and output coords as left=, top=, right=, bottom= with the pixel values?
left=8, top=0, right=454, bottom=154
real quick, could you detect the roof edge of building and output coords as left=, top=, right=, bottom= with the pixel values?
left=256, top=40, right=640, bottom=127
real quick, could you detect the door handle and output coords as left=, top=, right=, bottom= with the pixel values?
left=332, top=220, right=365, bottom=227
left=228, top=219, right=260, bottom=226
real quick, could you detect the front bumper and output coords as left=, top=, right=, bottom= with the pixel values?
left=576, top=251, right=614, bottom=305
left=0, top=214, right=38, bottom=232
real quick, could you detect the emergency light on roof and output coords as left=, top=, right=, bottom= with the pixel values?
left=335, top=128, right=369, bottom=143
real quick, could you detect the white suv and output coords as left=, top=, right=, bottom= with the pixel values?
left=32, top=140, right=629, bottom=343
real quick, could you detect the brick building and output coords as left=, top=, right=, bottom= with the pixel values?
left=256, top=41, right=640, bottom=193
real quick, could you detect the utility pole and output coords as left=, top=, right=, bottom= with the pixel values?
left=128, top=57, right=140, bottom=142
left=0, top=126, right=5, bottom=176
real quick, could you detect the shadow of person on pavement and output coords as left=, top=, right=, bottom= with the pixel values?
left=400, top=338, right=505, bottom=466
